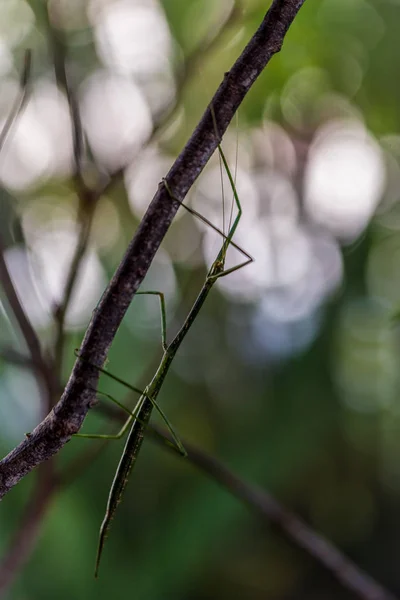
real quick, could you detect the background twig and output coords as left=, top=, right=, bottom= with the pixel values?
left=47, top=13, right=97, bottom=382
left=0, top=51, right=56, bottom=409
left=0, top=50, right=31, bottom=152
left=92, top=402, right=398, bottom=600
left=151, top=425, right=398, bottom=600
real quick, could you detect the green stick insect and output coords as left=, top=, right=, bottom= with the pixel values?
left=75, top=135, right=253, bottom=577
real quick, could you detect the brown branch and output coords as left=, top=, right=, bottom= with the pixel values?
left=46, top=12, right=98, bottom=382
left=0, top=237, right=45, bottom=376
left=0, top=50, right=31, bottom=151
left=167, top=437, right=398, bottom=600
left=87, top=402, right=399, bottom=600
left=136, top=423, right=391, bottom=600
left=0, top=347, right=36, bottom=369
left=46, top=9, right=84, bottom=179
left=0, top=51, right=40, bottom=368
left=52, top=201, right=95, bottom=381
left=0, top=0, right=307, bottom=499
left=0, top=49, right=57, bottom=410
left=158, top=429, right=398, bottom=600
left=0, top=218, right=57, bottom=414
left=143, top=420, right=391, bottom=600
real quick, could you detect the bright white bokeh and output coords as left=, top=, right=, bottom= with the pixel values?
left=0, top=40, right=13, bottom=77
left=193, top=162, right=260, bottom=233
left=125, top=146, right=181, bottom=222
left=185, top=130, right=345, bottom=328
left=208, top=220, right=313, bottom=303
left=0, top=80, right=74, bottom=191
left=0, top=109, right=53, bottom=191
left=0, top=367, right=42, bottom=441
left=259, top=228, right=343, bottom=323
left=28, top=226, right=107, bottom=329
left=30, top=80, right=75, bottom=178
left=304, top=120, right=386, bottom=240
left=253, top=122, right=297, bottom=176
left=90, top=0, right=176, bottom=116
left=202, top=219, right=275, bottom=303
left=2, top=246, right=50, bottom=329
left=4, top=224, right=107, bottom=330
left=79, top=70, right=153, bottom=171
left=91, top=0, right=172, bottom=77
left=254, top=172, right=299, bottom=234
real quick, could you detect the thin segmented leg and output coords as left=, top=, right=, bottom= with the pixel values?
left=73, top=291, right=185, bottom=457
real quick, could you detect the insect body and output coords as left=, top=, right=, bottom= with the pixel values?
left=76, top=141, right=253, bottom=576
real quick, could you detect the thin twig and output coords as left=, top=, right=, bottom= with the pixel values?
left=0, top=52, right=36, bottom=360
left=46, top=14, right=84, bottom=181
left=52, top=204, right=94, bottom=381
left=90, top=403, right=398, bottom=600
left=45, top=12, right=97, bottom=383
left=0, top=50, right=31, bottom=152
left=154, top=426, right=398, bottom=600
left=0, top=0, right=307, bottom=499
left=0, top=50, right=57, bottom=411
left=0, top=215, right=56, bottom=412
left=0, top=347, right=36, bottom=369
left=0, top=236, right=43, bottom=374
left=170, top=441, right=397, bottom=600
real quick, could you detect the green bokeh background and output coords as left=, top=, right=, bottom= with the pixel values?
left=1, top=0, right=400, bottom=598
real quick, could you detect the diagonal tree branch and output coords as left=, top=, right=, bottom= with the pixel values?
left=0, top=0, right=307, bottom=499
left=80, top=400, right=400, bottom=600
left=148, top=423, right=398, bottom=600
left=0, top=236, right=43, bottom=373
left=47, top=15, right=97, bottom=382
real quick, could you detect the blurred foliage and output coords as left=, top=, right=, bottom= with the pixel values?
left=1, top=0, right=400, bottom=599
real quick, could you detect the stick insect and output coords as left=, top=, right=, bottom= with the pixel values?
left=75, top=133, right=253, bottom=577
